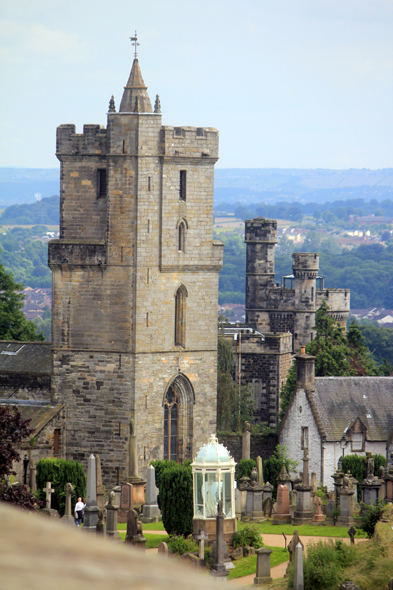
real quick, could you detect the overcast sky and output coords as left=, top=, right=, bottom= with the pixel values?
left=1, top=0, right=392, bottom=170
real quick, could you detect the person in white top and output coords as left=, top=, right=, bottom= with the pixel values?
left=74, top=497, right=85, bottom=526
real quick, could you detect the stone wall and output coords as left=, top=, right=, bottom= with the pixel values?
left=217, top=432, right=278, bottom=465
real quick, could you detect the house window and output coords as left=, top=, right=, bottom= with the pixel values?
left=351, top=433, right=363, bottom=451
left=164, top=387, right=179, bottom=461
left=97, top=169, right=107, bottom=197
left=178, top=222, right=186, bottom=252
left=175, top=285, right=187, bottom=347
left=179, top=170, right=187, bottom=200
left=54, top=429, right=60, bottom=455
left=301, top=426, right=309, bottom=451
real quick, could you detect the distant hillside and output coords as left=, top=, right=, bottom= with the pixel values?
left=1, top=195, right=59, bottom=225
left=0, top=168, right=59, bottom=206
left=1, top=167, right=393, bottom=208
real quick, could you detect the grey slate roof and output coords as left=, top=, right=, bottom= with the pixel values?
left=0, top=341, right=52, bottom=374
left=310, top=376, right=393, bottom=442
left=0, top=399, right=64, bottom=435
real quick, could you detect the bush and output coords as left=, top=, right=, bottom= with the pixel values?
left=0, top=481, right=44, bottom=511
left=233, top=525, right=263, bottom=549
left=357, top=501, right=385, bottom=538
left=168, top=536, right=198, bottom=555
left=237, top=459, right=256, bottom=484
left=158, top=462, right=193, bottom=537
left=287, top=540, right=357, bottom=590
left=36, top=458, right=86, bottom=516
left=150, top=459, right=191, bottom=510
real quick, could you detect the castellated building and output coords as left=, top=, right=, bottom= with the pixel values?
left=0, top=54, right=223, bottom=490
left=230, top=217, right=350, bottom=429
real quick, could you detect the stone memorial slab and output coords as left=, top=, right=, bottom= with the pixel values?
left=272, top=485, right=291, bottom=525
left=311, top=496, right=325, bottom=524
left=61, top=482, right=75, bottom=527
left=293, top=542, right=304, bottom=590
left=141, top=465, right=160, bottom=523
left=254, top=547, right=272, bottom=585
left=158, top=542, right=168, bottom=555
left=83, top=454, right=99, bottom=532
left=106, top=491, right=119, bottom=540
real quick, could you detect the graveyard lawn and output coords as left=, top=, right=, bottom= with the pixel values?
left=239, top=521, right=367, bottom=538
left=227, top=547, right=289, bottom=580
left=118, top=532, right=170, bottom=548
left=118, top=521, right=165, bottom=531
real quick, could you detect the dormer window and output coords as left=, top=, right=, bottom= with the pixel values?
left=351, top=433, right=363, bottom=451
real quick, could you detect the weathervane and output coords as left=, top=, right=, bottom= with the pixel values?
left=130, top=31, right=140, bottom=58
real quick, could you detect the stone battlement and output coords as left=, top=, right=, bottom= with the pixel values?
left=160, top=126, right=219, bottom=159
left=245, top=218, right=278, bottom=243
left=56, top=124, right=107, bottom=156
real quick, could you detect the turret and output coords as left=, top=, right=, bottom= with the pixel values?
left=292, top=253, right=319, bottom=346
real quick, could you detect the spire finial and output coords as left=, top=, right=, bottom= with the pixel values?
left=108, top=95, right=116, bottom=113
left=154, top=94, right=161, bottom=114
left=130, top=31, right=140, bottom=59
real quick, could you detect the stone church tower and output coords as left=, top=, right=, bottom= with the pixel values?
left=49, top=51, right=223, bottom=489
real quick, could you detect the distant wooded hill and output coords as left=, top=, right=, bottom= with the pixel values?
left=0, top=195, right=59, bottom=225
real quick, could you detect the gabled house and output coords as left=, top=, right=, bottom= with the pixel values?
left=279, top=348, right=393, bottom=489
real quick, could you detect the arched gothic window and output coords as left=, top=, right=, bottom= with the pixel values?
left=175, top=285, right=187, bottom=347
left=163, top=374, right=195, bottom=462
left=164, top=387, right=179, bottom=461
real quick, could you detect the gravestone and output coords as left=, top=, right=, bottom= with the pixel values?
left=262, top=497, right=272, bottom=518
left=29, top=459, right=36, bottom=493
left=83, top=454, right=99, bottom=532
left=105, top=491, right=119, bottom=539
left=338, top=583, right=360, bottom=590
left=210, top=501, right=229, bottom=579
left=262, top=482, right=273, bottom=502
left=141, top=465, right=160, bottom=523
left=272, top=485, right=291, bottom=525
left=158, top=542, right=168, bottom=556
left=256, top=456, right=263, bottom=486
left=118, top=482, right=133, bottom=523
left=43, top=482, right=55, bottom=510
left=287, top=531, right=303, bottom=563
left=95, top=454, right=105, bottom=510
left=195, top=529, right=208, bottom=563
left=292, top=449, right=313, bottom=525
left=254, top=547, right=272, bottom=585
left=277, top=460, right=291, bottom=490
left=311, top=472, right=317, bottom=492
left=245, top=468, right=264, bottom=519
left=96, top=508, right=105, bottom=535
left=388, top=578, right=393, bottom=590
left=348, top=525, right=356, bottom=545
left=337, top=474, right=356, bottom=526
left=293, top=542, right=304, bottom=590
left=126, top=420, right=146, bottom=508
left=242, top=421, right=250, bottom=460
left=61, top=482, right=75, bottom=526
left=311, top=497, right=325, bottom=524
left=125, top=508, right=138, bottom=542
left=325, top=499, right=335, bottom=525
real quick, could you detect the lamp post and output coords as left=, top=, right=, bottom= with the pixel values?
left=23, top=454, right=29, bottom=485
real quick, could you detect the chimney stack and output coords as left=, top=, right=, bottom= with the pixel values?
left=295, top=346, right=315, bottom=391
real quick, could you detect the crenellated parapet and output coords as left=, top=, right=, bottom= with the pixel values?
left=292, top=253, right=319, bottom=280
left=56, top=124, right=107, bottom=157
left=160, top=126, right=219, bottom=159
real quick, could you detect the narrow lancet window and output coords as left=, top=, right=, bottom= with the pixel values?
left=178, top=222, right=186, bottom=252
left=179, top=170, right=186, bottom=200
left=97, top=169, right=107, bottom=198
left=175, top=285, right=187, bottom=347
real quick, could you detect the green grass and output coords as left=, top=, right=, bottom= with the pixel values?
left=238, top=520, right=367, bottom=538
left=118, top=520, right=165, bottom=531
left=118, top=532, right=170, bottom=548
left=227, top=546, right=289, bottom=580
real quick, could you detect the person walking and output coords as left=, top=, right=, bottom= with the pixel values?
left=74, top=496, right=85, bottom=526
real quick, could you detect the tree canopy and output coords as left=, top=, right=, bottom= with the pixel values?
left=0, top=264, right=44, bottom=341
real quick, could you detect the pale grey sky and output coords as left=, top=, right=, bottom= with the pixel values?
left=1, top=0, right=392, bottom=169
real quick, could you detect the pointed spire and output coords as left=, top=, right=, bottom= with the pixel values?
left=154, top=94, right=161, bottom=114
left=119, top=57, right=153, bottom=113
left=108, top=95, right=116, bottom=113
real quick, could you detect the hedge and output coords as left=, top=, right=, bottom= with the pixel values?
left=36, top=458, right=87, bottom=516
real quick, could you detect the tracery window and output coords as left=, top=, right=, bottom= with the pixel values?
left=164, top=387, right=179, bottom=461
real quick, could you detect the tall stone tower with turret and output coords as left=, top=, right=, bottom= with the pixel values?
left=49, top=44, right=223, bottom=490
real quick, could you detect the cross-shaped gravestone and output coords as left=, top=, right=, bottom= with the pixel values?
left=195, top=528, right=208, bottom=561
left=43, top=481, right=55, bottom=510
left=64, top=482, right=73, bottom=517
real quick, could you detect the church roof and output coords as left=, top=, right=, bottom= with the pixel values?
left=119, top=58, right=153, bottom=113
left=0, top=342, right=51, bottom=374
left=308, top=377, right=393, bottom=442
left=0, top=399, right=64, bottom=436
